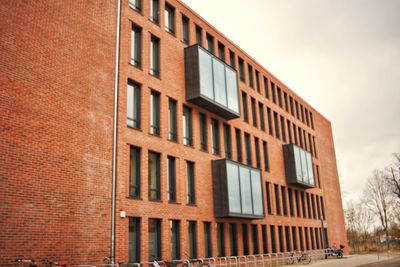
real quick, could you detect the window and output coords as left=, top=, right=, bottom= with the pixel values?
left=199, top=113, right=207, bottom=151
left=195, top=25, right=202, bottom=45
left=251, top=97, right=257, bottom=127
left=305, top=108, right=310, bottom=126
left=168, top=99, right=177, bottom=141
left=150, top=36, right=160, bottom=77
left=183, top=106, right=193, bottom=146
left=167, top=156, right=176, bottom=202
left=254, top=137, right=260, bottom=169
left=129, top=146, right=141, bottom=198
left=127, top=81, right=141, bottom=129
left=164, top=3, right=175, bottom=34
left=278, top=226, right=284, bottom=252
left=271, top=82, right=276, bottom=104
left=293, top=123, right=298, bottom=145
left=238, top=57, right=245, bottom=81
left=242, top=92, right=249, bottom=123
left=299, top=227, right=304, bottom=251
left=129, top=0, right=142, bottom=12
left=264, top=77, right=269, bottom=99
left=182, top=15, right=189, bottom=43
left=300, top=105, right=305, bottom=123
left=292, top=227, right=298, bottom=251
left=300, top=192, right=306, bottom=218
left=255, top=71, right=260, bottom=93
left=280, top=115, right=286, bottom=142
left=313, top=136, right=318, bottom=158
left=289, top=96, right=294, bottom=116
left=129, top=217, right=141, bottom=263
left=188, top=221, right=197, bottom=258
left=150, top=0, right=159, bottom=24
left=242, top=224, right=249, bottom=255
left=148, top=219, right=161, bottom=261
left=265, top=182, right=272, bottom=214
left=310, top=112, right=314, bottom=129
left=288, top=188, right=294, bottom=217
left=186, top=161, right=195, bottom=204
left=284, top=92, right=288, bottom=112
left=235, top=129, right=242, bottom=162
left=218, top=42, right=225, bottom=62
left=262, top=225, right=268, bottom=253
left=229, top=224, right=238, bottom=256
left=274, top=184, right=281, bottom=215
left=206, top=33, right=214, bottom=54
left=131, top=25, right=142, bottom=67
left=306, top=193, right=311, bottom=218
left=211, top=119, right=220, bottom=155
left=251, top=225, right=259, bottom=254
left=277, top=87, right=282, bottom=108
left=320, top=196, right=325, bottom=219
left=150, top=91, right=160, bottom=135
left=285, top=226, right=291, bottom=252
left=262, top=141, right=270, bottom=172
left=244, top=133, right=252, bottom=166
left=259, top=102, right=265, bottom=131
left=281, top=186, right=288, bottom=216
left=295, top=190, right=300, bottom=217
left=305, top=227, right=310, bottom=250
left=308, top=133, right=313, bottom=155
left=229, top=50, right=235, bottom=68
left=248, top=64, right=254, bottom=88
left=311, top=194, right=317, bottom=219
left=273, top=112, right=280, bottom=139
left=170, top=220, right=180, bottom=260
left=217, top=223, right=225, bottom=257
left=270, top=225, right=276, bottom=253
left=224, top=124, right=232, bottom=159
left=148, top=152, right=160, bottom=200
left=287, top=119, right=292, bottom=144
left=295, top=100, right=299, bottom=119
left=204, top=222, right=212, bottom=258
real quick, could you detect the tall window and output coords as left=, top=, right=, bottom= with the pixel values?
left=251, top=97, right=257, bottom=127
left=218, top=42, right=225, bottom=61
left=248, top=64, right=254, bottom=88
left=267, top=107, right=273, bottom=136
left=235, top=129, right=242, bottom=163
left=242, top=92, right=249, bottom=123
left=306, top=193, right=312, bottom=218
left=217, top=223, right=225, bottom=257
left=223, top=124, right=232, bottom=159
left=204, top=222, right=212, bottom=258
left=148, top=152, right=160, bottom=200
left=186, top=161, right=195, bottom=204
left=255, top=71, right=260, bottom=93
left=273, top=111, right=280, bottom=139
left=295, top=101, right=300, bottom=119
left=150, top=91, right=160, bottom=135
left=277, top=87, right=282, bottom=108
left=284, top=92, right=289, bottom=112
left=195, top=25, right=202, bottom=45
left=254, top=137, right=261, bottom=169
left=167, top=156, right=176, bottom=202
left=281, top=186, right=288, bottom=216
left=188, top=221, right=197, bottom=258
left=274, top=184, right=281, bottom=215
left=262, top=225, right=268, bottom=253
left=271, top=82, right=276, bottom=104
left=127, top=81, right=141, bottom=129
left=242, top=224, right=249, bottom=255
left=129, top=146, right=141, bottom=198
left=270, top=225, right=276, bottom=253
left=259, top=102, right=265, bottom=131
left=238, top=57, right=245, bottom=81
left=278, top=226, right=284, bottom=252
left=244, top=133, right=252, bottom=165
left=262, top=141, right=270, bottom=172
left=229, top=50, right=235, bottom=68
left=129, top=217, right=141, bottom=263
left=264, top=77, right=269, bottom=99
left=288, top=188, right=295, bottom=217
left=148, top=219, right=161, bottom=261
left=300, top=192, right=306, bottom=218
left=183, top=106, right=193, bottom=146
left=229, top=223, right=238, bottom=256
left=131, top=25, right=142, bottom=67
left=287, top=119, right=292, bottom=144
left=289, top=96, right=294, bottom=116
left=295, top=190, right=301, bottom=217
left=211, top=119, right=220, bottom=155
left=168, top=99, right=177, bottom=141
left=280, top=116, right=286, bottom=142
left=251, top=225, right=259, bottom=254
left=150, top=36, right=160, bottom=77
left=164, top=3, right=175, bottom=34
left=265, top=182, right=272, bottom=214
left=170, top=220, right=180, bottom=260
left=299, top=227, right=304, bottom=251
left=292, top=227, right=298, bottom=251
left=182, top=15, right=189, bottom=43
left=206, top=33, right=214, bottom=54
left=199, top=113, right=207, bottom=151
left=285, top=226, right=291, bottom=252
left=129, top=0, right=142, bottom=12
left=150, top=0, right=159, bottom=24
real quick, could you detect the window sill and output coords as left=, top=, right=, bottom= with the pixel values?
left=126, top=196, right=142, bottom=200
left=165, top=29, right=176, bottom=37
left=168, top=201, right=181, bottom=205
left=127, top=125, right=142, bottom=132
left=129, top=62, right=143, bottom=70
left=149, top=199, right=163, bottom=203
left=149, top=72, right=161, bottom=80
left=181, top=39, right=189, bottom=45
left=149, top=18, right=160, bottom=26
left=168, top=139, right=179, bottom=144
left=149, top=132, right=162, bottom=138
left=186, top=203, right=197, bottom=207
left=129, top=5, right=143, bottom=14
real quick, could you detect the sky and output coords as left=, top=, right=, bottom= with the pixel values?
left=181, top=0, right=400, bottom=206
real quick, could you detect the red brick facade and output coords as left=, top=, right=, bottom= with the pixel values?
left=0, top=0, right=347, bottom=266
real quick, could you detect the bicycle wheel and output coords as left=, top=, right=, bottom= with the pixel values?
left=288, top=256, right=295, bottom=265
left=302, top=255, right=311, bottom=265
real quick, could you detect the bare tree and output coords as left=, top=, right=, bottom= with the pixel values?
left=387, top=153, right=400, bottom=199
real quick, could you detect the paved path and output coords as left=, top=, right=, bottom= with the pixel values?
left=305, top=254, right=399, bottom=267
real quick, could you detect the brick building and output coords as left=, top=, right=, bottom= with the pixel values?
left=0, top=0, right=347, bottom=265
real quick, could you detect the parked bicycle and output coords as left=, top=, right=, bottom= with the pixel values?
left=15, top=258, right=37, bottom=267
left=288, top=251, right=311, bottom=265
left=182, top=253, right=209, bottom=267
left=41, top=259, right=68, bottom=267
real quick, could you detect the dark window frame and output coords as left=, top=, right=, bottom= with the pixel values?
left=129, top=146, right=141, bottom=198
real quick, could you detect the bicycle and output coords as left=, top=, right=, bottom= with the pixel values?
left=15, top=258, right=37, bottom=267
left=182, top=253, right=209, bottom=267
left=41, top=259, right=68, bottom=267
left=288, top=251, right=311, bottom=265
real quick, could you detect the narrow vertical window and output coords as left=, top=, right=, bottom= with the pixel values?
left=206, top=33, right=214, bottom=54
left=251, top=97, right=257, bottom=127
left=229, top=224, right=238, bottom=256
left=167, top=156, right=176, bottom=202
left=308, top=133, right=313, bottom=155
left=148, top=219, right=161, bottom=261
left=281, top=186, right=288, bottom=216
left=195, top=25, right=202, bottom=45
left=292, top=227, right=298, bottom=251
left=293, top=123, right=298, bottom=145
left=280, top=115, right=286, bottom=142
left=251, top=225, right=259, bottom=254
left=127, top=81, right=141, bottom=129
left=271, top=82, right=276, bottom=104
left=270, top=225, right=276, bottom=253
left=170, top=220, right=180, bottom=260
left=287, top=119, right=292, bottom=144
left=267, top=107, right=273, bottom=136
left=182, top=15, right=189, bottom=43
left=300, top=191, right=306, bottom=218
left=217, top=223, right=225, bottom=257
left=168, top=99, right=177, bottom=141
left=255, top=71, right=260, bottom=93
left=298, top=127, right=303, bottom=148
left=164, top=3, right=175, bottom=34
left=262, top=225, right=268, bottom=253
left=223, top=124, right=232, bottom=159
left=131, top=25, right=142, bottom=67
left=262, top=141, right=270, bottom=172
left=244, top=133, right=252, bottom=166
left=264, top=77, right=269, bottom=99
left=278, top=226, right=284, bottom=252
left=289, top=96, right=294, bottom=116
left=242, top=224, right=249, bottom=255
left=295, top=101, right=300, bottom=120
left=310, top=112, right=314, bottom=129
left=199, top=113, right=207, bottom=151
left=150, top=0, right=159, bottom=24
left=273, top=112, right=280, bottom=139
left=274, top=184, right=281, bottom=215
left=235, top=129, right=242, bottom=163
left=305, top=108, right=310, bottom=126
left=186, top=161, right=195, bottom=204
left=211, top=119, right=220, bottom=155
left=129, top=0, right=142, bottom=11
left=183, top=106, right=193, bottom=146
left=218, top=42, right=225, bottom=61
left=285, top=226, right=291, bottom=252
left=313, top=136, right=318, bottom=158
left=238, top=57, right=245, bottom=81
left=254, top=137, right=261, bottom=169
left=310, top=226, right=315, bottom=250
left=259, top=102, right=265, bottom=131
left=316, top=193, right=321, bottom=219
left=306, top=193, right=312, bottom=218
left=242, top=92, right=249, bottom=123
left=277, top=87, right=282, bottom=108
left=188, top=221, right=197, bottom=258
left=204, top=222, right=212, bottom=258
left=295, top=190, right=300, bottom=217
left=148, top=152, right=161, bottom=200
left=229, top=50, right=235, bottom=68
left=150, top=91, right=160, bottom=135
left=320, top=196, right=326, bottom=219
left=248, top=64, right=254, bottom=88
left=305, top=227, right=310, bottom=250
left=129, top=146, right=141, bottom=198
left=150, top=36, right=160, bottom=77
left=288, top=188, right=294, bottom=217
left=300, top=105, right=305, bottom=123
left=265, top=182, right=272, bottom=214
left=129, top=217, right=141, bottom=263
left=284, top=92, right=289, bottom=112
left=299, top=227, right=304, bottom=251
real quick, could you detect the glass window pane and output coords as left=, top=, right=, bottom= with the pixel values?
left=213, top=58, right=227, bottom=106
left=251, top=170, right=263, bottom=216
left=199, top=49, right=214, bottom=99
left=226, top=68, right=239, bottom=113
left=127, top=84, right=134, bottom=127
left=300, top=149, right=309, bottom=183
left=227, top=162, right=241, bottom=213
left=307, top=153, right=314, bottom=186
left=239, top=166, right=253, bottom=214
left=294, top=146, right=302, bottom=181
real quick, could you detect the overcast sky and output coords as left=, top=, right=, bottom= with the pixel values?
left=181, top=0, right=400, bottom=206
